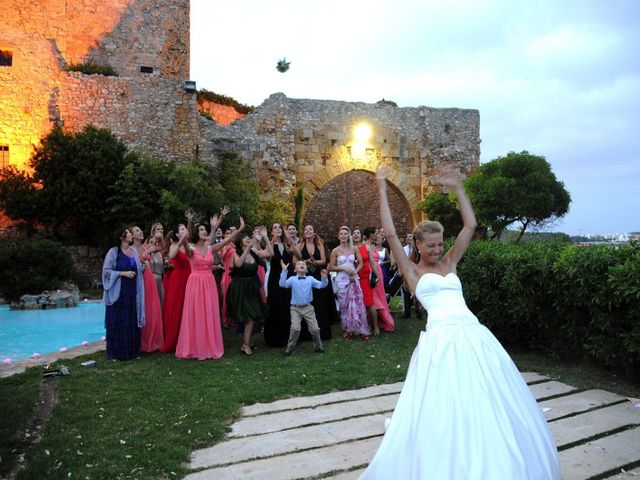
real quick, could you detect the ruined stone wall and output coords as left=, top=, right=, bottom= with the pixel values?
left=0, top=0, right=192, bottom=170
left=200, top=93, right=480, bottom=230
left=59, top=73, right=200, bottom=162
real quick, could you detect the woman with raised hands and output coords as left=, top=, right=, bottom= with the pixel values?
left=227, top=227, right=271, bottom=356
left=175, top=209, right=241, bottom=360
left=359, top=166, right=560, bottom=479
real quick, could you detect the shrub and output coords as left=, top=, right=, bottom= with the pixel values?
left=0, top=238, right=76, bottom=302
left=459, top=241, right=564, bottom=348
left=196, top=89, right=254, bottom=115
left=66, top=61, right=118, bottom=77
left=457, top=240, right=640, bottom=377
left=376, top=99, right=397, bottom=107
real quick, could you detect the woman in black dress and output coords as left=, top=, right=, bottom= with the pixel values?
left=298, top=224, right=337, bottom=340
left=227, top=231, right=271, bottom=355
left=264, top=222, right=302, bottom=347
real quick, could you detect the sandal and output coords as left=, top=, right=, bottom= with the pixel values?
left=240, top=344, right=253, bottom=356
left=342, top=332, right=351, bottom=341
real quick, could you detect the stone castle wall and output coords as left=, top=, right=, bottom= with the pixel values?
left=59, top=73, right=200, bottom=162
left=200, top=93, right=480, bottom=230
left=0, top=0, right=192, bottom=169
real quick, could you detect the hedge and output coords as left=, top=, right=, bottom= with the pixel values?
left=0, top=238, right=76, bottom=302
left=457, top=241, right=640, bottom=378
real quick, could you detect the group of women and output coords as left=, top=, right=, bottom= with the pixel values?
left=102, top=209, right=244, bottom=360
left=103, top=167, right=562, bottom=478
left=102, top=209, right=398, bottom=360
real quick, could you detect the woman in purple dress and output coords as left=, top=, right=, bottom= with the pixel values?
left=102, top=228, right=145, bottom=360
left=329, top=226, right=369, bottom=340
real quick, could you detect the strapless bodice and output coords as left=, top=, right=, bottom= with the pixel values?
left=414, top=273, right=479, bottom=329
left=337, top=254, right=355, bottom=267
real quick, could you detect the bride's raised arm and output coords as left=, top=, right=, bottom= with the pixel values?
left=376, top=165, right=420, bottom=292
left=439, top=170, right=477, bottom=270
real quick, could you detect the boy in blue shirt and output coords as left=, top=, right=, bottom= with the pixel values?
left=279, top=260, right=328, bottom=356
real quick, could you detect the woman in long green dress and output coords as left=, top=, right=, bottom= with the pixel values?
left=227, top=232, right=271, bottom=355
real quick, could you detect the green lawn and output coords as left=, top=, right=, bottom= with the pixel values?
left=1, top=314, right=638, bottom=480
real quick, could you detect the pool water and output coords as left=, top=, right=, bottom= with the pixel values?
left=0, top=302, right=105, bottom=361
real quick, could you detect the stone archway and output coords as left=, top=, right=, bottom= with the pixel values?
left=302, top=169, right=414, bottom=247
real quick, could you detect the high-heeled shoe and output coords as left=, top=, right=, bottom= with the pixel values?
left=240, top=344, right=253, bottom=356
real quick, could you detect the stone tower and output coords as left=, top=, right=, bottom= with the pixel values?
left=0, top=0, right=196, bottom=170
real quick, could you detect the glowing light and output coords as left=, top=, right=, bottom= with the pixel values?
left=350, top=123, right=374, bottom=160
left=354, top=123, right=372, bottom=142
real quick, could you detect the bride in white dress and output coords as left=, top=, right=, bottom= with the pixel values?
left=359, top=166, right=561, bottom=480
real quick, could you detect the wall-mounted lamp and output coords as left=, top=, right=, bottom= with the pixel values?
left=184, top=80, right=196, bottom=93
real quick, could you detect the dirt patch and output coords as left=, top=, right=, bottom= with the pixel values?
left=6, top=377, right=59, bottom=480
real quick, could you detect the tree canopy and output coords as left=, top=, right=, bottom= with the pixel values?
left=0, top=125, right=271, bottom=244
left=464, top=151, right=571, bottom=241
left=417, top=192, right=461, bottom=238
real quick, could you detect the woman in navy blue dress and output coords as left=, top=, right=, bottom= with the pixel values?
left=102, top=228, right=145, bottom=360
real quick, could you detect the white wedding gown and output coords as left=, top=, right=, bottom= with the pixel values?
left=359, top=272, right=561, bottom=480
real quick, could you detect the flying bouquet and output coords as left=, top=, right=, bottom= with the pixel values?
left=276, top=58, right=291, bottom=73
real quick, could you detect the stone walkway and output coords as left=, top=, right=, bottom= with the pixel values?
left=185, top=373, right=640, bottom=480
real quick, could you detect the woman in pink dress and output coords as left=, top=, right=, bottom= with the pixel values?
left=176, top=214, right=243, bottom=360
left=131, top=226, right=164, bottom=352
left=219, top=228, right=237, bottom=327
left=371, top=231, right=395, bottom=332
left=329, top=226, right=369, bottom=340
left=160, top=221, right=192, bottom=353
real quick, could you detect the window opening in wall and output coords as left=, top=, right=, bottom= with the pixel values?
left=0, top=146, right=9, bottom=169
left=0, top=49, right=13, bottom=67
left=140, top=65, right=153, bottom=73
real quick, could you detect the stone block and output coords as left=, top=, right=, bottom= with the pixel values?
left=550, top=402, right=640, bottom=447
left=529, top=381, right=576, bottom=400
left=559, top=427, right=640, bottom=480
left=540, top=389, right=625, bottom=421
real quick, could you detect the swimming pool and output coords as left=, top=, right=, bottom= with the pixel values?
left=0, top=302, right=105, bottom=361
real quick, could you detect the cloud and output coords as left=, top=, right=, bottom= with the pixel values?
left=190, top=0, right=640, bottom=234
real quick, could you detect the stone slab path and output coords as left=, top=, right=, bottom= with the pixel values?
left=186, top=373, right=640, bottom=480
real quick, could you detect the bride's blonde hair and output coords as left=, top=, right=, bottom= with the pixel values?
left=410, top=221, right=444, bottom=263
